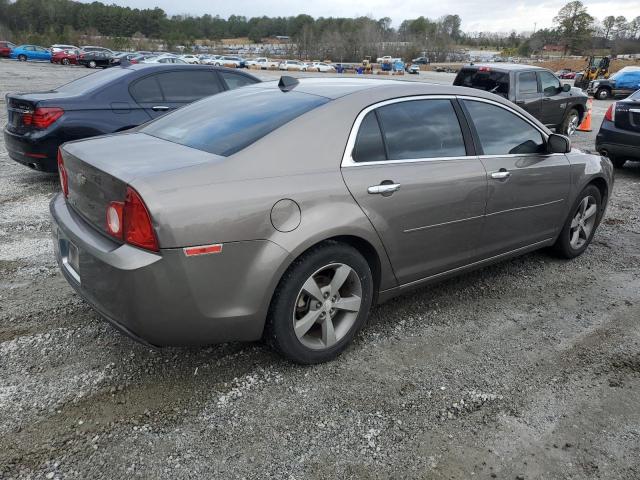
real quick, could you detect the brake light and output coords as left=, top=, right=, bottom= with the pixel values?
left=123, top=187, right=158, bottom=251
left=57, top=149, right=69, bottom=197
left=604, top=103, right=616, bottom=122
left=24, top=107, right=64, bottom=129
left=478, top=66, right=491, bottom=72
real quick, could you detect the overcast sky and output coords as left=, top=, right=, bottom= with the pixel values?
left=79, top=0, right=640, bottom=32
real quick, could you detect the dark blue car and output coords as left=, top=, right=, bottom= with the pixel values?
left=4, top=64, right=260, bottom=172
left=10, top=44, right=52, bottom=62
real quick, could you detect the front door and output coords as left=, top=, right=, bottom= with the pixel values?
left=461, top=98, right=571, bottom=258
left=538, top=70, right=568, bottom=127
left=341, top=98, right=487, bottom=285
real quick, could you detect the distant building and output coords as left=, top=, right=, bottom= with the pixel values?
left=543, top=44, right=564, bottom=52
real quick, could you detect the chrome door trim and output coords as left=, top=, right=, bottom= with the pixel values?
left=403, top=214, right=484, bottom=233
left=341, top=95, right=462, bottom=168
left=487, top=198, right=565, bottom=217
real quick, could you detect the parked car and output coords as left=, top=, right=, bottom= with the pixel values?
left=80, top=46, right=114, bottom=55
left=51, top=49, right=79, bottom=65
left=454, top=64, right=588, bottom=136
left=143, top=54, right=187, bottom=64
left=50, top=78, right=612, bottom=364
left=412, top=56, right=430, bottom=65
left=307, top=62, right=336, bottom=73
left=587, top=66, right=640, bottom=100
left=78, top=50, right=113, bottom=68
left=0, top=41, right=16, bottom=57
left=596, top=88, right=640, bottom=168
left=51, top=44, right=78, bottom=54
left=214, top=56, right=247, bottom=68
left=406, top=64, right=420, bottom=74
left=246, top=57, right=278, bottom=69
left=110, top=52, right=144, bottom=66
left=10, top=45, right=52, bottom=62
left=555, top=69, right=576, bottom=79
left=279, top=60, right=307, bottom=71
left=179, top=54, right=200, bottom=64
left=3, top=65, right=260, bottom=172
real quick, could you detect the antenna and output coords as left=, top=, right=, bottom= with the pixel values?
left=278, top=76, right=299, bottom=92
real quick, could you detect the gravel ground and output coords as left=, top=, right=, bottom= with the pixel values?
left=1, top=60, right=639, bottom=480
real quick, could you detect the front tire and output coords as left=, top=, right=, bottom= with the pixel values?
left=265, top=242, right=374, bottom=364
left=560, top=108, right=580, bottom=136
left=552, top=185, right=602, bottom=259
left=61, top=58, right=70, bottom=65
left=595, top=88, right=610, bottom=100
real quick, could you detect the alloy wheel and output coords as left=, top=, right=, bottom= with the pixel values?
left=293, top=263, right=362, bottom=350
left=566, top=113, right=579, bottom=136
left=569, top=195, right=597, bottom=249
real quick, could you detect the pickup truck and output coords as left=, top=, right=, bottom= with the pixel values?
left=587, top=66, right=640, bottom=100
left=453, top=64, right=588, bottom=136
left=246, top=57, right=278, bottom=69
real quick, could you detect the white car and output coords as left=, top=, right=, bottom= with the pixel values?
left=143, top=55, right=187, bottom=64
left=179, top=54, right=200, bottom=64
left=308, top=62, right=335, bottom=73
left=247, top=57, right=278, bottom=69
left=51, top=44, right=78, bottom=54
left=279, top=60, right=307, bottom=71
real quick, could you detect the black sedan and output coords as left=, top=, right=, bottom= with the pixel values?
left=4, top=64, right=260, bottom=172
left=77, top=50, right=113, bottom=68
left=596, top=89, right=640, bottom=168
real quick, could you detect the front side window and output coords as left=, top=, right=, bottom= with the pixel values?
left=375, top=99, right=466, bottom=160
left=463, top=100, right=545, bottom=155
left=142, top=88, right=329, bottom=157
left=539, top=71, right=561, bottom=96
left=518, top=72, right=538, bottom=94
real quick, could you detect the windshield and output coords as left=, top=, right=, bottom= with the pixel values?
left=55, top=68, right=130, bottom=94
left=142, top=87, right=329, bottom=156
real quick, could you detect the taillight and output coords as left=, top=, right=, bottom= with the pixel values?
left=57, top=149, right=69, bottom=197
left=24, top=107, right=64, bottom=129
left=604, top=103, right=616, bottom=122
left=123, top=187, right=158, bottom=251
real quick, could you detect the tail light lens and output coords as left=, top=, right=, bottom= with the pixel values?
left=604, top=103, right=616, bottom=122
left=23, top=107, right=64, bottom=129
left=57, top=149, right=69, bottom=197
left=105, top=187, right=158, bottom=251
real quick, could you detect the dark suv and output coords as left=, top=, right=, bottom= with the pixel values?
left=4, top=64, right=260, bottom=172
left=454, top=64, right=588, bottom=136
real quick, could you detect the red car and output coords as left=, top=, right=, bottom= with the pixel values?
left=0, top=41, right=16, bottom=58
left=51, top=49, right=79, bottom=65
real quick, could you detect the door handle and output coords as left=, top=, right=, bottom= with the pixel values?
left=368, top=183, right=401, bottom=195
left=151, top=105, right=170, bottom=111
left=491, top=170, right=511, bottom=180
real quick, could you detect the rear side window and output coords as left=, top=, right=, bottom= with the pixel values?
left=375, top=99, right=466, bottom=160
left=141, top=88, right=329, bottom=156
left=518, top=72, right=538, bottom=94
left=55, top=67, right=131, bottom=94
left=155, top=71, right=222, bottom=102
left=130, top=75, right=163, bottom=103
left=454, top=68, right=509, bottom=97
left=352, top=112, right=386, bottom=162
left=219, top=72, right=258, bottom=90
left=463, top=100, right=545, bottom=155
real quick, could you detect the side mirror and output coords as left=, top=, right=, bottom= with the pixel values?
left=562, top=83, right=571, bottom=92
left=548, top=133, right=571, bottom=154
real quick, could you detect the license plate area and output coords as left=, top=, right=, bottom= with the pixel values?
left=59, top=234, right=81, bottom=283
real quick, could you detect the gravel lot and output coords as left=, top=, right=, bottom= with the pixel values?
left=1, top=60, right=639, bottom=480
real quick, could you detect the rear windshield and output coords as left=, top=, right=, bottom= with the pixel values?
left=454, top=68, right=509, bottom=97
left=141, top=88, right=329, bottom=156
left=55, top=68, right=131, bottom=94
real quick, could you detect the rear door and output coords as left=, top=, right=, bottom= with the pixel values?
left=341, top=97, right=487, bottom=285
left=537, top=70, right=567, bottom=126
left=460, top=98, right=571, bottom=257
left=514, top=71, right=542, bottom=119
left=130, top=70, right=224, bottom=118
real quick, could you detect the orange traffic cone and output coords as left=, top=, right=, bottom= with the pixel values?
left=577, top=98, right=592, bottom=132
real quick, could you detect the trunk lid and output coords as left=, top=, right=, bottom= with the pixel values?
left=5, top=91, right=72, bottom=134
left=614, top=99, right=640, bottom=133
left=61, top=132, right=218, bottom=235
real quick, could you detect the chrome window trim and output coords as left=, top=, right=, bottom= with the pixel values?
left=341, top=94, right=554, bottom=168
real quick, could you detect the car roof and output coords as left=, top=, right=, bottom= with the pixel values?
left=122, top=63, right=258, bottom=76
left=463, top=63, right=548, bottom=72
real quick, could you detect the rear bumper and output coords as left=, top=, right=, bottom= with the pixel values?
left=50, top=194, right=290, bottom=346
left=596, top=120, right=640, bottom=160
left=3, top=126, right=60, bottom=172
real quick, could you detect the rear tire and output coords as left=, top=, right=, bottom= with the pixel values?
left=18, top=54, right=26, bottom=62
left=265, top=242, right=374, bottom=364
left=595, top=88, right=610, bottom=100
left=552, top=185, right=602, bottom=259
left=61, top=58, right=70, bottom=65
left=88, top=60, right=97, bottom=68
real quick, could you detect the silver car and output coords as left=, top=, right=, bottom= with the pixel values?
left=51, top=77, right=613, bottom=364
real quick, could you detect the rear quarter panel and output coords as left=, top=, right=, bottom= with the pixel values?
left=565, top=149, right=614, bottom=215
